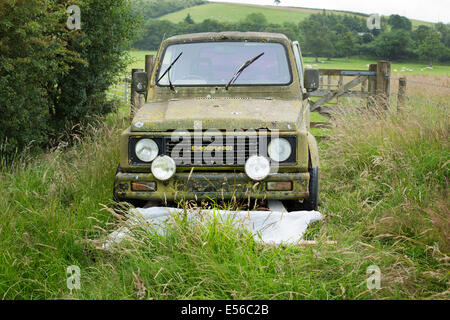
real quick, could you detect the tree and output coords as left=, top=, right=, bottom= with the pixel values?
left=435, top=23, right=450, bottom=48
left=274, top=0, right=281, bottom=5
left=134, top=19, right=178, bottom=50
left=416, top=30, right=448, bottom=67
left=50, top=0, right=142, bottom=132
left=412, top=25, right=431, bottom=43
left=0, top=0, right=141, bottom=155
left=300, top=19, right=335, bottom=62
left=338, top=32, right=355, bottom=62
left=0, top=0, right=68, bottom=154
left=388, top=15, right=412, bottom=31
left=368, top=30, right=413, bottom=60
left=184, top=13, right=194, bottom=24
left=240, top=13, right=268, bottom=32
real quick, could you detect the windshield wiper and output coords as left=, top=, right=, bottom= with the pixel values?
left=225, top=52, right=264, bottom=90
left=156, top=52, right=183, bottom=91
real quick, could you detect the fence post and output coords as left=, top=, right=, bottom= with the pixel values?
left=361, top=78, right=367, bottom=93
left=367, top=64, right=377, bottom=107
left=124, top=75, right=130, bottom=105
left=376, top=61, right=391, bottom=110
left=130, top=68, right=143, bottom=120
left=397, top=78, right=407, bottom=113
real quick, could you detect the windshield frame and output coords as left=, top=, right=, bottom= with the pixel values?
left=154, top=40, right=294, bottom=88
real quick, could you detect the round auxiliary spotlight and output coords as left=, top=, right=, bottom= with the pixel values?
left=151, top=156, right=176, bottom=181
left=245, top=155, right=271, bottom=181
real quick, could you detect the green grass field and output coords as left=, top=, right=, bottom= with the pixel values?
left=303, top=57, right=450, bottom=76
left=127, top=49, right=157, bottom=71
left=158, top=2, right=434, bottom=28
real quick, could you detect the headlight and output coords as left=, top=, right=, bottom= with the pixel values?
left=135, top=139, right=159, bottom=162
left=151, top=156, right=176, bottom=181
left=268, top=138, right=292, bottom=162
left=245, top=155, right=270, bottom=181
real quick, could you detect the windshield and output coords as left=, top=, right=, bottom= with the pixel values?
left=157, top=41, right=292, bottom=86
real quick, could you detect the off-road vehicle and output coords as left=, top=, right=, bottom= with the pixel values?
left=114, top=32, right=320, bottom=210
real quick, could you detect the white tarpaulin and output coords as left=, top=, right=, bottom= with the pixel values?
left=102, top=201, right=322, bottom=249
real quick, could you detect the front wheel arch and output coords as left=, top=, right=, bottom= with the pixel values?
left=306, top=133, right=320, bottom=169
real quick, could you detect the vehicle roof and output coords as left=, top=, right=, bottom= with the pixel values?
left=163, top=32, right=291, bottom=45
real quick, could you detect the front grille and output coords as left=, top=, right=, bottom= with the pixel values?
left=165, top=136, right=260, bottom=166
left=128, top=135, right=297, bottom=167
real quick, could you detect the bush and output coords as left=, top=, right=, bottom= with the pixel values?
left=0, top=0, right=141, bottom=157
left=50, top=0, right=142, bottom=134
left=0, top=0, right=69, bottom=155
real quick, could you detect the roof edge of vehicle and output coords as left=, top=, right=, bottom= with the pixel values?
left=162, top=32, right=291, bottom=46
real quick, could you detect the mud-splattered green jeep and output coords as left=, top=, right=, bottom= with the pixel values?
left=114, top=32, right=320, bottom=211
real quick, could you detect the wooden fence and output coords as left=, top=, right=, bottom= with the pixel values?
left=310, top=61, right=392, bottom=118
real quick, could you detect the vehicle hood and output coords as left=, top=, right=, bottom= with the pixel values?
left=131, top=98, right=302, bottom=132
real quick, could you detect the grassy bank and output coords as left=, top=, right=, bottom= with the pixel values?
left=0, top=81, right=448, bottom=298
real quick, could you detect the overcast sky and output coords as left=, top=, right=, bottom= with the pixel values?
left=210, top=0, right=450, bottom=23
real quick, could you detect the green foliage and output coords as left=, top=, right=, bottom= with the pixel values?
left=299, top=19, right=335, bottom=61
left=412, top=25, right=431, bottom=42
left=0, top=0, right=141, bottom=156
left=241, top=13, right=268, bottom=32
left=336, top=32, right=355, bottom=61
left=364, top=29, right=414, bottom=60
left=388, top=14, right=412, bottom=31
left=416, top=29, right=450, bottom=66
left=50, top=0, right=141, bottom=133
left=435, top=23, right=450, bottom=48
left=0, top=0, right=73, bottom=155
left=184, top=13, right=194, bottom=25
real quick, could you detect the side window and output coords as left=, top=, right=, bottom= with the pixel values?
left=292, top=41, right=304, bottom=90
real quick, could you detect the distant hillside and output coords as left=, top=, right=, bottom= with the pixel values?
left=157, top=1, right=434, bottom=28
left=133, top=0, right=206, bottom=19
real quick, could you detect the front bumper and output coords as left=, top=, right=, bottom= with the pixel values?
left=114, top=170, right=310, bottom=202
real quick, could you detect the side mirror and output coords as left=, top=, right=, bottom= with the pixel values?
left=304, top=69, right=320, bottom=92
left=132, top=71, right=148, bottom=94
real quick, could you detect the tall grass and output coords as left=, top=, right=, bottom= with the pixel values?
left=0, top=90, right=448, bottom=299
left=0, top=114, right=126, bottom=299
left=318, top=98, right=449, bottom=298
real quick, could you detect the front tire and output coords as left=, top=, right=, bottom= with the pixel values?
left=282, top=167, right=319, bottom=212
left=300, top=167, right=319, bottom=211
